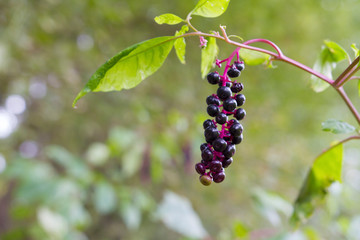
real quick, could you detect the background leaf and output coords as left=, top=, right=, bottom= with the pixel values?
left=201, top=36, right=218, bottom=78
left=290, top=143, right=343, bottom=225
left=154, top=14, right=184, bottom=25
left=156, top=191, right=208, bottom=239
left=239, top=48, right=270, bottom=65
left=191, top=0, right=230, bottom=18
left=321, top=119, right=356, bottom=134
left=310, top=40, right=348, bottom=92
left=174, top=25, right=189, bottom=64
left=73, top=36, right=176, bottom=106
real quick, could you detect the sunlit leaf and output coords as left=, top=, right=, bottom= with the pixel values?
left=154, top=13, right=184, bottom=25
left=310, top=40, right=348, bottom=92
left=174, top=25, right=189, bottom=64
left=321, top=119, right=356, bottom=134
left=156, top=191, right=208, bottom=238
left=201, top=36, right=218, bottom=78
left=351, top=43, right=359, bottom=58
left=239, top=48, right=270, bottom=65
left=73, top=36, right=176, bottom=107
left=290, top=143, right=343, bottom=226
left=191, top=0, right=230, bottom=18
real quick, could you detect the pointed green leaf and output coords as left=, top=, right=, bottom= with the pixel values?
left=174, top=25, right=189, bottom=64
left=239, top=48, right=270, bottom=66
left=310, top=40, right=348, bottom=92
left=154, top=14, right=184, bottom=25
left=290, top=143, right=343, bottom=226
left=191, top=0, right=230, bottom=18
left=201, top=36, right=218, bottom=78
left=322, top=119, right=356, bottom=134
left=73, top=36, right=176, bottom=107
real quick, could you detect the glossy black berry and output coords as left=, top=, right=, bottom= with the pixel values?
left=229, top=123, right=243, bottom=137
left=207, top=72, right=220, bottom=85
left=212, top=138, right=227, bottom=152
left=212, top=171, right=225, bottom=183
left=218, top=80, right=232, bottom=87
left=207, top=104, right=220, bottom=117
left=235, top=94, right=246, bottom=106
left=222, top=158, right=233, bottom=168
left=223, top=144, right=236, bottom=158
left=203, top=119, right=215, bottom=129
left=223, top=98, right=237, bottom=112
left=195, top=163, right=206, bottom=175
left=217, top=86, right=232, bottom=101
left=232, top=134, right=243, bottom=144
left=227, top=66, right=241, bottom=78
left=201, top=148, right=213, bottom=162
left=215, top=112, right=228, bottom=124
left=200, top=143, right=208, bottom=151
left=231, top=82, right=244, bottom=93
left=234, top=61, right=245, bottom=71
left=206, top=95, right=221, bottom=106
left=204, top=127, right=220, bottom=142
left=234, top=108, right=246, bottom=120
left=210, top=160, right=223, bottom=172
left=199, top=175, right=212, bottom=186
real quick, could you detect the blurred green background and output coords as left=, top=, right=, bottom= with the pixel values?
left=1, top=0, right=360, bottom=239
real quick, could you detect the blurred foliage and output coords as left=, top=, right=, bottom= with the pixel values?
left=1, top=0, right=360, bottom=239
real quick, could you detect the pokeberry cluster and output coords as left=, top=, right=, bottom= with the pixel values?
left=195, top=61, right=246, bottom=186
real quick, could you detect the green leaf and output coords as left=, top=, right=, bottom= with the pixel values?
left=191, top=0, right=230, bottom=18
left=154, top=13, right=184, bottom=25
left=310, top=40, right=348, bottom=92
left=239, top=48, right=270, bottom=65
left=174, top=25, right=189, bottom=64
left=290, top=143, right=343, bottom=226
left=351, top=43, right=360, bottom=59
left=73, top=36, right=176, bottom=107
left=358, top=80, right=360, bottom=97
left=321, top=119, right=356, bottom=134
left=201, top=36, right=218, bottom=78
left=93, top=181, right=117, bottom=214
left=156, top=191, right=208, bottom=238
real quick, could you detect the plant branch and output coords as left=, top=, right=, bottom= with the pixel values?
left=336, top=87, right=360, bottom=125
left=318, top=135, right=360, bottom=158
left=334, top=56, right=360, bottom=87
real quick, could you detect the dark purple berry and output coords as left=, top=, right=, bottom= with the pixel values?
left=207, top=72, right=220, bottom=85
left=204, top=127, right=220, bottom=142
left=234, top=108, right=246, bottom=120
left=223, top=144, right=236, bottom=158
left=206, top=95, right=221, bottom=106
left=199, top=175, right=212, bottom=186
left=201, top=148, right=213, bottom=162
left=207, top=104, right=220, bottom=117
left=234, top=61, right=245, bottom=71
left=217, top=86, right=232, bottom=101
left=215, top=112, right=228, bottom=124
left=232, top=134, right=243, bottom=144
left=227, top=66, right=241, bottom=78
left=195, top=163, right=206, bottom=175
left=203, top=119, right=215, bottom=129
left=212, top=138, right=227, bottom=152
left=223, top=98, right=237, bottom=112
left=229, top=123, right=243, bottom=137
left=222, top=158, right=233, bottom=168
left=213, top=171, right=225, bottom=183
left=231, top=82, right=244, bottom=93
left=235, top=94, right=246, bottom=106
left=200, top=143, right=208, bottom=151
left=218, top=80, right=232, bottom=87
left=210, top=160, right=223, bottom=172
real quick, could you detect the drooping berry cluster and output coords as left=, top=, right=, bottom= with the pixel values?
left=195, top=60, right=246, bottom=186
